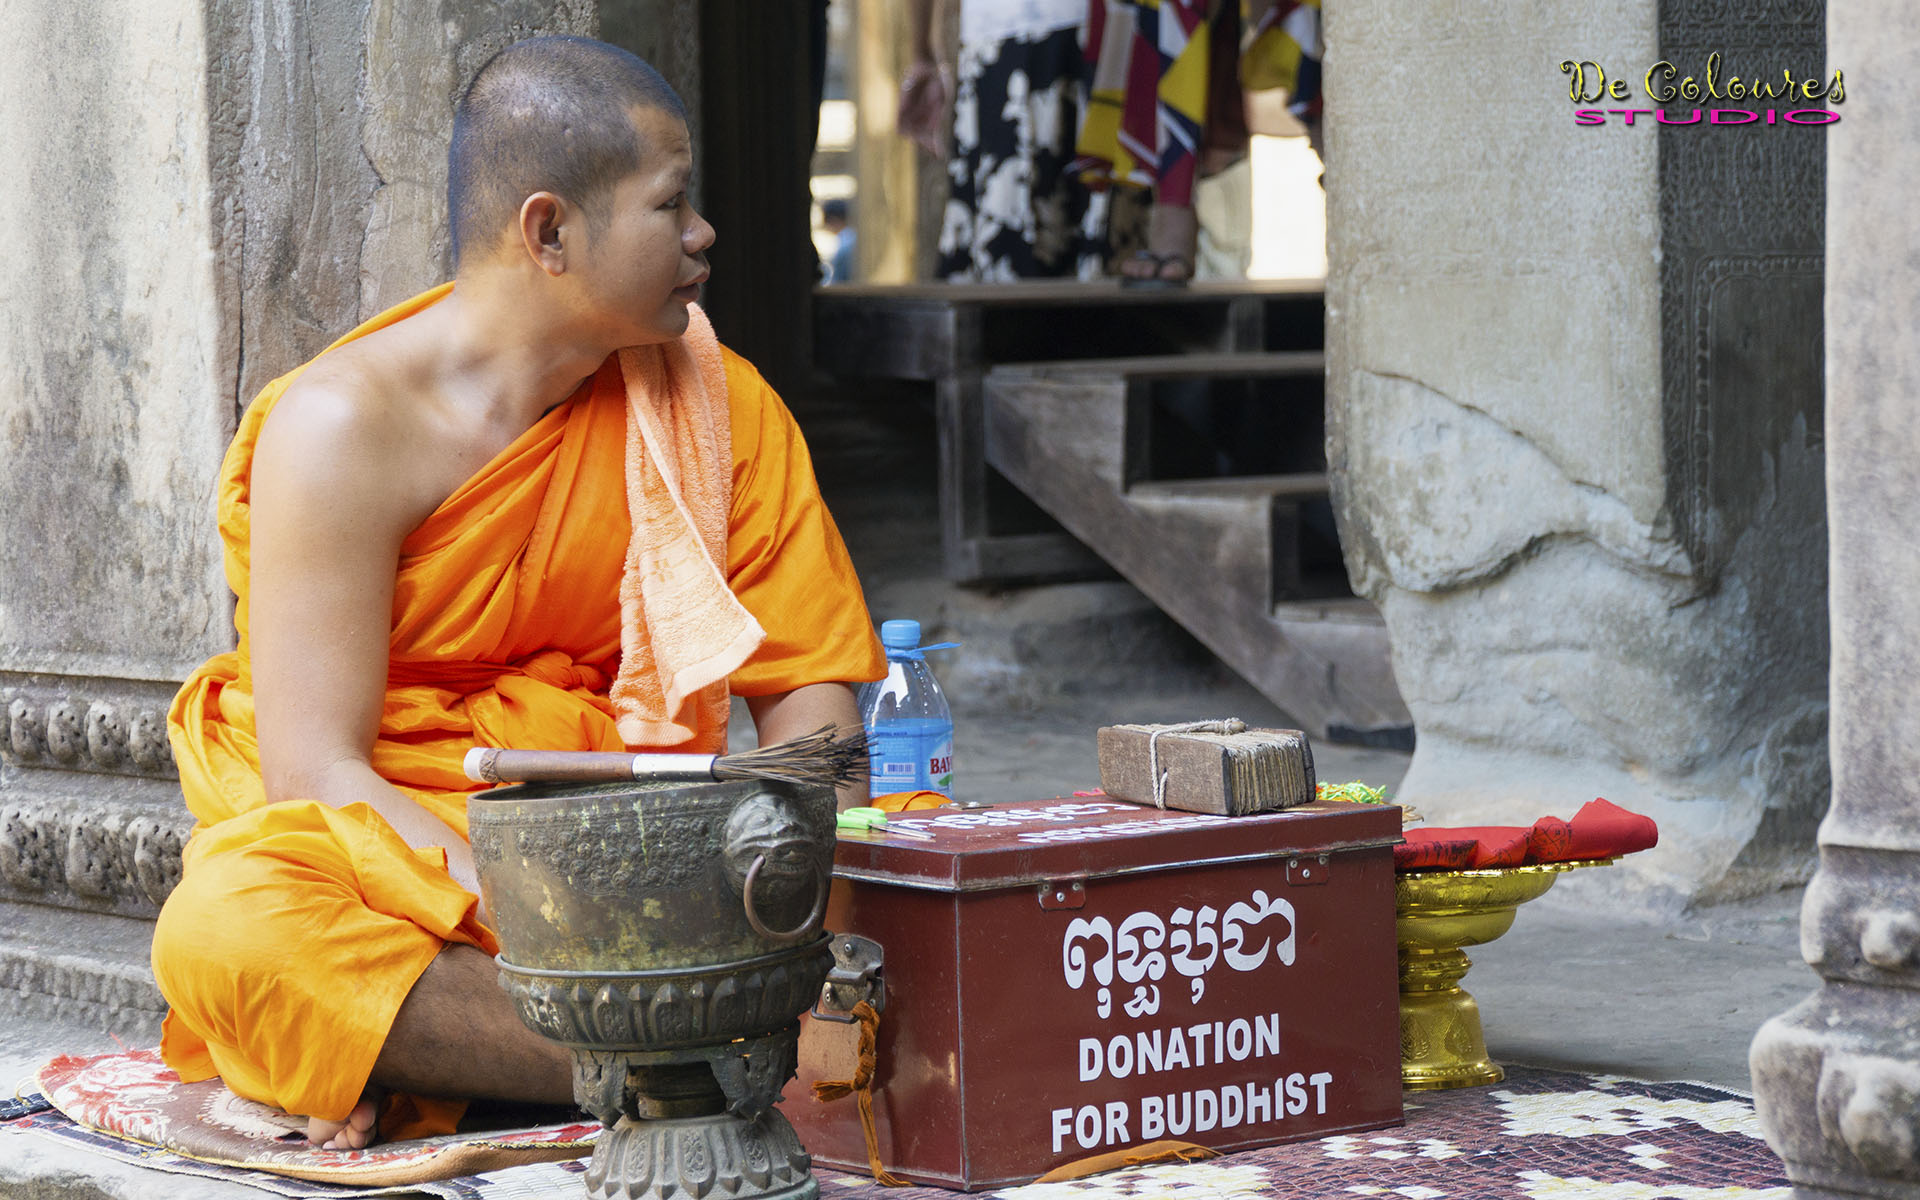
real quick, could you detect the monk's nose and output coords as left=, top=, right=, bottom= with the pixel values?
left=684, top=206, right=716, bottom=255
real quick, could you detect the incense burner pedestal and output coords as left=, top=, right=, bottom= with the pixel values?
left=1395, top=860, right=1612, bottom=1090
left=470, top=779, right=837, bottom=1200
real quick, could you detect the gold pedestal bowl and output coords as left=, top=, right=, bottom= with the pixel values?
left=1395, top=859, right=1614, bottom=1091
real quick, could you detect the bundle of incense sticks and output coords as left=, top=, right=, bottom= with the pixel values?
left=1097, top=720, right=1316, bottom=815
left=466, top=725, right=869, bottom=789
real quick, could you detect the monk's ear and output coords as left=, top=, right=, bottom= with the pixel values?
left=516, top=192, right=569, bottom=276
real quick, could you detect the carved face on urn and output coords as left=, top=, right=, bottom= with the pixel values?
left=720, top=793, right=823, bottom=905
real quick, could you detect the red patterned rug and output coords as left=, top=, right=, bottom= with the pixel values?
left=13, top=1047, right=593, bottom=1193
left=5, top=1054, right=1790, bottom=1198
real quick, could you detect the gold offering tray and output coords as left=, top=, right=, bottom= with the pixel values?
left=1396, top=858, right=1618, bottom=1091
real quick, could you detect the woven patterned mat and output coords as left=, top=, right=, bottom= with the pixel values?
left=5, top=1056, right=1790, bottom=1198
left=824, top=1066, right=1792, bottom=1199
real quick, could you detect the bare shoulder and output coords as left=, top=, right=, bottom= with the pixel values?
left=255, top=334, right=445, bottom=543
left=268, top=341, right=411, bottom=450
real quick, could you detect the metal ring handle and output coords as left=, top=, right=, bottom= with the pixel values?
left=742, top=853, right=829, bottom=944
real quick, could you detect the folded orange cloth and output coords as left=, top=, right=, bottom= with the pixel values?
left=1394, top=798, right=1660, bottom=871
left=610, top=306, right=765, bottom=748
left=871, top=791, right=951, bottom=812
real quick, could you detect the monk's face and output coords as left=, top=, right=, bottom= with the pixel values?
left=574, top=106, right=715, bottom=346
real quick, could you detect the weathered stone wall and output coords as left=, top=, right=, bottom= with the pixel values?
left=1325, top=0, right=1828, bottom=911
left=600, top=0, right=704, bottom=207
left=0, top=0, right=595, bottom=927
left=0, top=0, right=227, bottom=919
left=1, top=1, right=230, bottom=686
left=212, top=0, right=598, bottom=409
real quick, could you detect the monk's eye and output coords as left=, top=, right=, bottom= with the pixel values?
left=662, top=193, right=683, bottom=211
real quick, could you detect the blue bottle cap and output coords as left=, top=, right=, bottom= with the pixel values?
left=880, top=619, right=922, bottom=649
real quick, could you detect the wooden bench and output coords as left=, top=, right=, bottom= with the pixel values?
left=812, top=280, right=1324, bottom=584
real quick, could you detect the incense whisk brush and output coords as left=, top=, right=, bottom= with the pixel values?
left=465, top=725, right=871, bottom=789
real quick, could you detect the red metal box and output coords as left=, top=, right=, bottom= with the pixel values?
left=777, top=798, right=1404, bottom=1189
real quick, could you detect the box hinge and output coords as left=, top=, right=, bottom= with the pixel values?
left=1038, top=879, right=1088, bottom=910
left=812, top=933, right=886, bottom=1022
left=1286, top=853, right=1331, bottom=886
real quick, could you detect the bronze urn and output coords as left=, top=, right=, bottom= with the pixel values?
left=469, top=779, right=837, bottom=1200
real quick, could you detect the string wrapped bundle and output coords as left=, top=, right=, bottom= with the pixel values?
left=1097, top=720, right=1316, bottom=816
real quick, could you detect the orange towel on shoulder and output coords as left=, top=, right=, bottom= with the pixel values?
left=611, top=310, right=765, bottom=748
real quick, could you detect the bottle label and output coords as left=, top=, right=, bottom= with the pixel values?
left=868, top=722, right=955, bottom=798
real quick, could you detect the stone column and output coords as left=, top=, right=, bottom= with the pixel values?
left=1749, top=2, right=1920, bottom=1192
left=1324, top=1, right=1829, bottom=912
left=0, top=0, right=591, bottom=1025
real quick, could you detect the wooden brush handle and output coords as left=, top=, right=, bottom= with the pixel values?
left=465, top=748, right=720, bottom=784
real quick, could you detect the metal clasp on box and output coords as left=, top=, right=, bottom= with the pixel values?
left=1287, top=853, right=1331, bottom=886
left=1038, top=879, right=1086, bottom=910
left=812, top=933, right=885, bottom=1022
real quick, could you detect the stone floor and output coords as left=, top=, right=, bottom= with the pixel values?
left=0, top=384, right=1818, bottom=1195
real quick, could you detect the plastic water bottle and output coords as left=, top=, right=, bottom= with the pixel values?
left=858, top=619, right=956, bottom=799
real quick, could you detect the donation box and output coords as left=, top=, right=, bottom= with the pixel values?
left=777, top=798, right=1404, bottom=1189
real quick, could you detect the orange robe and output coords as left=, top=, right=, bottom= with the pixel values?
left=151, top=284, right=883, bottom=1131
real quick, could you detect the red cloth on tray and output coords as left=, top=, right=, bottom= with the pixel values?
left=1397, top=827, right=1530, bottom=870
left=1394, top=798, right=1659, bottom=872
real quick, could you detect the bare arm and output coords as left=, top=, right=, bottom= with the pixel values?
left=907, top=0, right=939, bottom=61
left=897, top=0, right=950, bottom=157
left=248, top=382, right=485, bottom=898
left=745, top=682, right=866, bottom=810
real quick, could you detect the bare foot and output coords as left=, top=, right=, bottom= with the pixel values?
left=1117, top=201, right=1199, bottom=287
left=307, top=1092, right=380, bottom=1151
left=1146, top=201, right=1199, bottom=269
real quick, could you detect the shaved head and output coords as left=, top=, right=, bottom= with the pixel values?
left=449, top=36, right=686, bottom=265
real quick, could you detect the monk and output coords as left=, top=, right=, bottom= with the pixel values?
left=150, top=37, right=883, bottom=1153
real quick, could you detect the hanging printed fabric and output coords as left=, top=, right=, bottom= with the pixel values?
left=1074, top=0, right=1212, bottom=208
left=1242, top=0, right=1323, bottom=120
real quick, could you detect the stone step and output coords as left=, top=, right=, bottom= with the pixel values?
left=0, top=899, right=164, bottom=1043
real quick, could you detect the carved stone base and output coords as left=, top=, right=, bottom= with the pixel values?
left=584, top=1109, right=816, bottom=1200
left=1751, top=983, right=1920, bottom=1197
left=1, top=671, right=192, bottom=919
left=0, top=780, right=190, bottom=917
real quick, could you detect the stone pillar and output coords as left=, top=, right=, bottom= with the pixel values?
left=1324, top=1, right=1829, bottom=911
left=0, top=0, right=591, bottom=1007
left=1750, top=2, right=1920, bottom=1192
